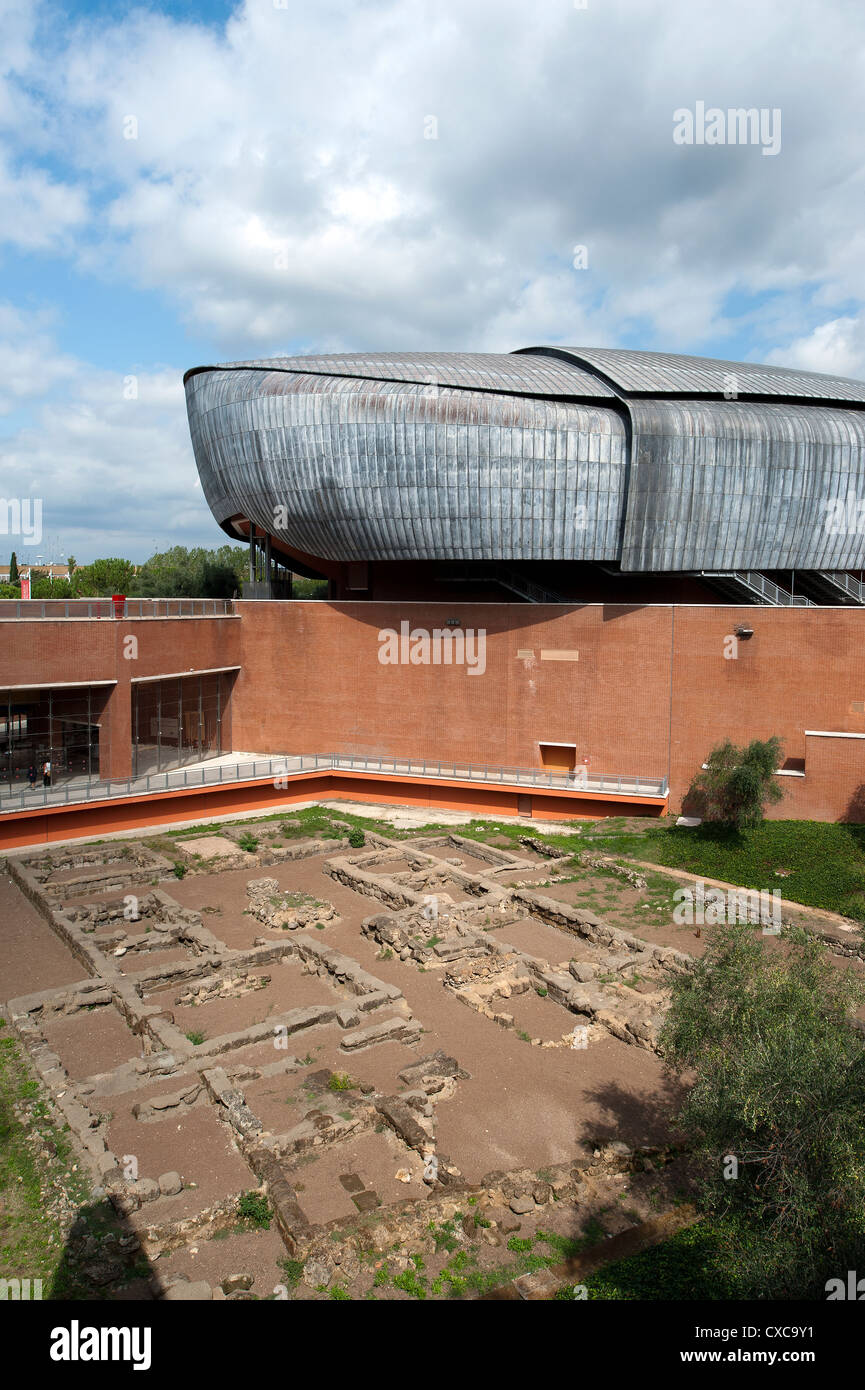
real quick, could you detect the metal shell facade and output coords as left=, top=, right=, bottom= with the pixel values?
left=184, top=348, right=865, bottom=572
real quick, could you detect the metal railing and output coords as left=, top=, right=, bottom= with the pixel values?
left=817, top=571, right=865, bottom=603
left=0, top=598, right=236, bottom=620
left=702, top=571, right=815, bottom=606
left=0, top=752, right=669, bottom=814
left=491, top=565, right=572, bottom=605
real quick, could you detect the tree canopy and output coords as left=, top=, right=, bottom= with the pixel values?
left=687, top=737, right=784, bottom=829
left=660, top=922, right=865, bottom=1298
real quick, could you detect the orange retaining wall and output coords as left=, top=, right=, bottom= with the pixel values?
left=0, top=769, right=666, bottom=849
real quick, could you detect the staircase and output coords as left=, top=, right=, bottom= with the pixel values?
left=794, top=571, right=865, bottom=605
left=699, top=571, right=815, bottom=606
left=488, top=565, right=572, bottom=604
left=437, top=564, right=573, bottom=604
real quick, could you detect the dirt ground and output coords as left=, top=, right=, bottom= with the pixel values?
left=1, top=817, right=704, bottom=1301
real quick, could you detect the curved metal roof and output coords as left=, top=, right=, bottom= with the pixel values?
left=185, top=367, right=627, bottom=563
left=516, top=345, right=865, bottom=404
left=620, top=398, right=865, bottom=571
left=185, top=346, right=865, bottom=574
left=184, top=351, right=616, bottom=400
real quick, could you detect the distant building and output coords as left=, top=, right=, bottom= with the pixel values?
left=0, top=564, right=70, bottom=583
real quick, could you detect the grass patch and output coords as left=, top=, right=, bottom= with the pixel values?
left=554, top=1218, right=733, bottom=1301
left=327, top=1071, right=355, bottom=1092
left=236, top=1191, right=271, bottom=1229
left=0, top=1028, right=136, bottom=1298
left=584, top=819, right=865, bottom=920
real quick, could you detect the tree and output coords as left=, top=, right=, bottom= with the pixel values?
left=31, top=577, right=72, bottom=599
left=66, top=555, right=76, bottom=575
left=8, top=552, right=18, bottom=585
left=687, top=737, right=784, bottom=830
left=71, top=558, right=136, bottom=597
left=660, top=922, right=865, bottom=1298
left=129, top=545, right=246, bottom=598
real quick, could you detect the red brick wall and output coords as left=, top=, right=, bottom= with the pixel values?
left=668, top=607, right=865, bottom=819
left=5, top=603, right=865, bottom=821
left=233, top=601, right=865, bottom=821
left=0, top=616, right=241, bottom=778
left=231, top=601, right=673, bottom=777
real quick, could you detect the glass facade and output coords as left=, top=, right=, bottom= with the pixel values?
left=0, top=685, right=111, bottom=791
left=132, top=671, right=226, bottom=777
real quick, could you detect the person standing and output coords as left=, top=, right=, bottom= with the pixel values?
left=42, top=758, right=51, bottom=787
left=27, top=763, right=37, bottom=790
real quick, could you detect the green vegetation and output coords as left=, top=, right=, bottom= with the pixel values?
left=0, top=1025, right=83, bottom=1292
left=392, top=1268, right=427, bottom=1298
left=0, top=1022, right=138, bottom=1298
left=555, top=1219, right=729, bottom=1300
left=347, top=828, right=366, bottom=848
left=687, top=737, right=784, bottom=830
left=583, top=818, right=865, bottom=921
left=278, top=1257, right=305, bottom=1288
left=172, top=860, right=187, bottom=879
left=327, top=1072, right=355, bottom=1092
left=237, top=832, right=259, bottom=853
left=237, top=1191, right=271, bottom=1229
left=427, top=1217, right=461, bottom=1253
left=506, top=1235, right=534, bottom=1252
left=660, top=922, right=865, bottom=1298
left=184, top=1030, right=206, bottom=1046
left=292, top=576, right=328, bottom=599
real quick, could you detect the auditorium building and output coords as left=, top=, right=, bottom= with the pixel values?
left=3, top=345, right=865, bottom=845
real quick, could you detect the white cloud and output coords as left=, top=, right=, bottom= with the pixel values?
left=2, top=0, right=865, bottom=558
left=0, top=307, right=214, bottom=561
left=767, top=316, right=865, bottom=378
left=0, top=0, right=858, bottom=357
left=0, top=304, right=78, bottom=413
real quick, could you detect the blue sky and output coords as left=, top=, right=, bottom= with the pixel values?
left=2, top=0, right=865, bottom=563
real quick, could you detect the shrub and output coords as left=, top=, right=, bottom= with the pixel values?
left=686, top=737, right=784, bottom=830
left=327, top=1071, right=354, bottom=1092
left=660, top=922, right=865, bottom=1298
left=278, top=1258, right=304, bottom=1288
left=237, top=1191, right=271, bottom=1229
left=347, top=828, right=366, bottom=848
left=238, top=832, right=259, bottom=853
left=173, top=861, right=187, bottom=879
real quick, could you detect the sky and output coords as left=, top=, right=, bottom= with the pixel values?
left=2, top=0, right=865, bottom=563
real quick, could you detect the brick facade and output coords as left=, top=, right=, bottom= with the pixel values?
left=3, top=601, right=865, bottom=821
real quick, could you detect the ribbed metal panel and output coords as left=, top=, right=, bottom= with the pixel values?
left=185, top=368, right=627, bottom=562
left=518, top=345, right=865, bottom=403
left=619, top=399, right=865, bottom=571
left=184, top=351, right=616, bottom=399
left=185, top=348, right=865, bottom=573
